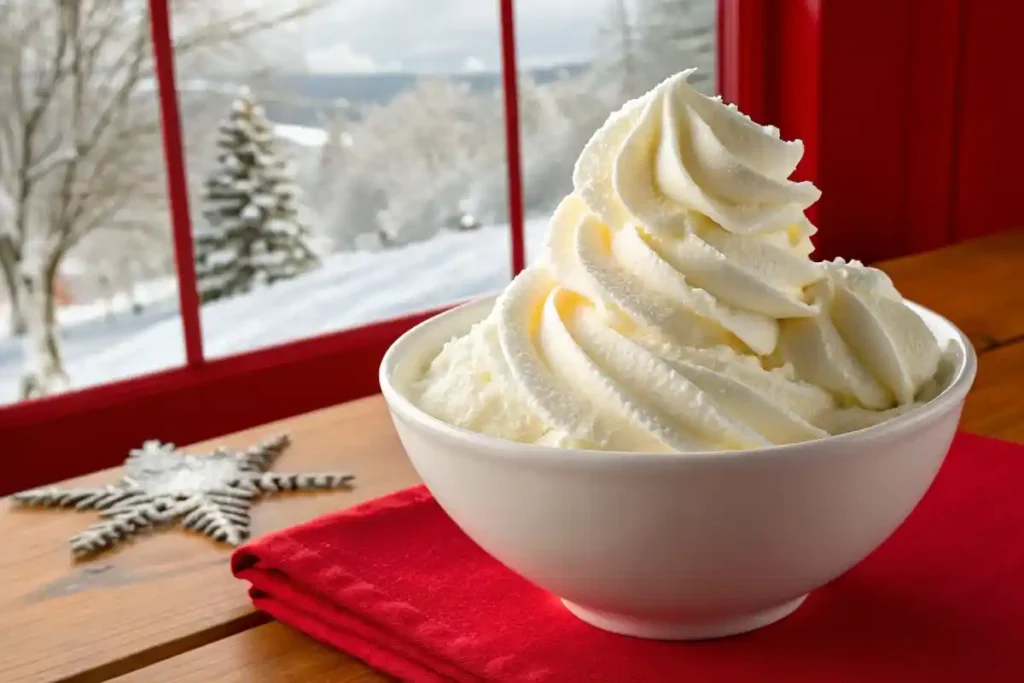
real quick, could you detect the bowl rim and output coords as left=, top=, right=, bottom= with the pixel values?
left=379, top=294, right=978, bottom=464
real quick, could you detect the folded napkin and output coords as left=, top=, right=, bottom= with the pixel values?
left=232, top=433, right=1024, bottom=683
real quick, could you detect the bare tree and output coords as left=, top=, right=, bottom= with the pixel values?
left=309, top=101, right=387, bottom=251
left=634, top=0, right=716, bottom=92
left=597, top=0, right=640, bottom=100
left=0, top=0, right=330, bottom=399
left=595, top=0, right=715, bottom=98
left=340, top=78, right=487, bottom=247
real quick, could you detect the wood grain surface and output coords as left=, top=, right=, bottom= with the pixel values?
left=0, top=398, right=420, bottom=683
left=879, top=229, right=1024, bottom=352
left=110, top=623, right=392, bottom=683
left=3, top=230, right=1023, bottom=683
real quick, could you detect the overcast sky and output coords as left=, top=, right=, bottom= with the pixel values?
left=293, top=0, right=608, bottom=74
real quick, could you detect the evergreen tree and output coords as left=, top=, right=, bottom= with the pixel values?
left=195, top=90, right=323, bottom=304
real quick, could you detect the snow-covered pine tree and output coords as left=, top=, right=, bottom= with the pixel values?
left=195, top=90, right=323, bottom=304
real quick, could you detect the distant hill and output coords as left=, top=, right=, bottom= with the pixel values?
left=244, top=65, right=589, bottom=126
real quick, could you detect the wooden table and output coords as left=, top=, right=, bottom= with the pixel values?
left=3, top=230, right=1024, bottom=683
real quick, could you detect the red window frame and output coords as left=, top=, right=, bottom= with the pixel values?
left=3, top=0, right=759, bottom=494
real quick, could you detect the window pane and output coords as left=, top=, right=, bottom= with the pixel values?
left=516, top=0, right=717, bottom=264
left=0, top=1, right=184, bottom=406
left=173, top=1, right=511, bottom=358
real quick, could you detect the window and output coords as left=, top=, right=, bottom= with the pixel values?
left=0, top=1, right=183, bottom=406
left=176, top=1, right=513, bottom=358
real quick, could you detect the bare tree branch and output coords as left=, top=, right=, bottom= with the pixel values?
left=174, top=1, right=332, bottom=55
left=12, top=0, right=72, bottom=247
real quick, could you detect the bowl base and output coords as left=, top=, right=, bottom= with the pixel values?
left=561, top=594, right=807, bottom=640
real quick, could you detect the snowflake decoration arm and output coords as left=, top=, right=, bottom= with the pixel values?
left=13, top=485, right=145, bottom=510
left=11, top=434, right=355, bottom=559
left=71, top=499, right=167, bottom=557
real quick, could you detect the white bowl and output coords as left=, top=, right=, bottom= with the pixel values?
left=379, top=296, right=977, bottom=640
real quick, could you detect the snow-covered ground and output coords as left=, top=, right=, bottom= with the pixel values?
left=273, top=123, right=328, bottom=147
left=0, top=218, right=549, bottom=405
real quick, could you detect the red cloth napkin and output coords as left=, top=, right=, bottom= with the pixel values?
left=232, top=432, right=1024, bottom=683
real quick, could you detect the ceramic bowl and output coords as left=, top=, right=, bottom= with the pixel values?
left=379, top=296, right=976, bottom=640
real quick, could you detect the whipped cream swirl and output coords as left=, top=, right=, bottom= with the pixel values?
left=414, top=72, right=839, bottom=451
left=565, top=70, right=825, bottom=356
left=574, top=68, right=821, bottom=238
left=415, top=266, right=838, bottom=452
left=412, top=69, right=944, bottom=453
left=478, top=265, right=835, bottom=451
left=778, top=260, right=942, bottom=410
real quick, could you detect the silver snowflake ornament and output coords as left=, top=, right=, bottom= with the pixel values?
left=12, top=435, right=354, bottom=559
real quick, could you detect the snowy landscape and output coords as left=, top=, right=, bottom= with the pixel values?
left=0, top=0, right=714, bottom=405
left=0, top=218, right=549, bottom=404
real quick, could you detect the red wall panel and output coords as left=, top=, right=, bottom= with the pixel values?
left=904, top=0, right=965, bottom=254
left=953, top=0, right=1024, bottom=242
left=769, top=0, right=821, bottom=225
left=727, top=0, right=1015, bottom=263
left=718, top=0, right=768, bottom=125
left=816, top=0, right=915, bottom=263
left=768, top=0, right=918, bottom=263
